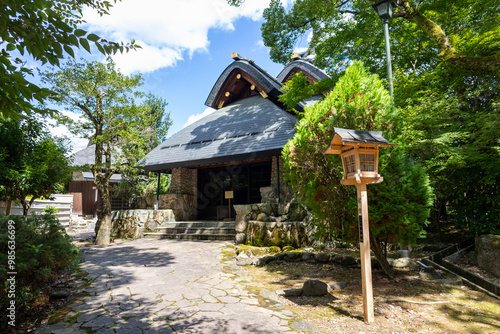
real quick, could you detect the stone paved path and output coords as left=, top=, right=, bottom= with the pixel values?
left=36, top=238, right=299, bottom=333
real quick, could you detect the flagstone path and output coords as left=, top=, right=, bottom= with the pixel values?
left=35, top=238, right=302, bottom=333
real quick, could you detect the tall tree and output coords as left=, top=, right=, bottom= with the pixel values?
left=250, top=0, right=500, bottom=237
left=41, top=59, right=149, bottom=245
left=112, top=93, right=173, bottom=204
left=257, top=0, right=500, bottom=75
left=0, top=117, right=72, bottom=217
left=397, top=68, right=500, bottom=235
left=0, top=0, right=138, bottom=119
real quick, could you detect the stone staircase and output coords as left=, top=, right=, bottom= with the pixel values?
left=143, top=221, right=236, bottom=241
left=69, top=215, right=96, bottom=233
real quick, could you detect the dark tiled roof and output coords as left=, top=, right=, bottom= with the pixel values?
left=333, top=128, right=392, bottom=145
left=140, top=96, right=297, bottom=171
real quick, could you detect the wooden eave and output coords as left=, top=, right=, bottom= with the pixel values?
left=214, top=70, right=264, bottom=109
left=282, top=68, right=319, bottom=84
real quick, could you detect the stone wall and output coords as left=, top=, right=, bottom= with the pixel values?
left=110, top=209, right=174, bottom=240
left=234, top=202, right=316, bottom=247
left=476, top=234, right=500, bottom=277
left=135, top=194, right=196, bottom=221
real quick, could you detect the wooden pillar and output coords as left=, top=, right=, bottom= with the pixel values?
left=357, top=183, right=374, bottom=323
left=276, top=156, right=281, bottom=203
left=156, top=172, right=161, bottom=210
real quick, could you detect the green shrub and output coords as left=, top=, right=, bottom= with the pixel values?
left=0, top=213, right=80, bottom=323
left=283, top=61, right=433, bottom=251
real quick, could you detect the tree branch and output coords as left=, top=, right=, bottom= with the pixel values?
left=399, top=0, right=500, bottom=74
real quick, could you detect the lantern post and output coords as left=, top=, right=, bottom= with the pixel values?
left=372, top=0, right=394, bottom=97
left=325, top=128, right=396, bottom=323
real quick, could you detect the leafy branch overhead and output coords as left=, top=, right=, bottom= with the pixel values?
left=0, top=0, right=140, bottom=119
left=260, top=0, right=500, bottom=75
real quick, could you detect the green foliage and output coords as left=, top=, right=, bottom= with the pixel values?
left=112, top=93, right=172, bottom=203
left=0, top=213, right=80, bottom=321
left=0, top=117, right=72, bottom=216
left=113, top=172, right=171, bottom=204
left=261, top=0, right=500, bottom=76
left=279, top=72, right=337, bottom=113
left=262, top=0, right=499, bottom=238
left=283, top=61, right=433, bottom=248
left=0, top=0, right=139, bottom=119
left=41, top=59, right=171, bottom=244
left=397, top=67, right=500, bottom=234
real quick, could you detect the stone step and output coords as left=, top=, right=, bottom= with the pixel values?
left=143, top=233, right=235, bottom=241
left=153, top=227, right=235, bottom=235
left=160, top=221, right=235, bottom=229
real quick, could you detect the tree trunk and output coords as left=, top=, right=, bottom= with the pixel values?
left=20, top=197, right=36, bottom=219
left=92, top=124, right=115, bottom=246
left=399, top=0, right=500, bottom=75
left=6, top=199, right=12, bottom=215
left=370, top=230, right=395, bottom=279
left=94, top=181, right=113, bottom=245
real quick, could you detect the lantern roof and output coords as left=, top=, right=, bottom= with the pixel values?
left=325, top=128, right=395, bottom=155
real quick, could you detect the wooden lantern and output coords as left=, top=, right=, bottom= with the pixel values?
left=325, top=127, right=396, bottom=324
left=325, top=128, right=395, bottom=185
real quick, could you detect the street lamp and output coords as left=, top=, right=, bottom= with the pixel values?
left=325, top=127, right=396, bottom=323
left=372, top=0, right=394, bottom=97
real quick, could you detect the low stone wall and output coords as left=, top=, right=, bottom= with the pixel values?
left=476, top=234, right=500, bottom=277
left=110, top=209, right=174, bottom=240
left=134, top=194, right=196, bottom=221
left=234, top=202, right=315, bottom=247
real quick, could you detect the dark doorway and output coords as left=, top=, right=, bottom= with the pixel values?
left=197, top=161, right=272, bottom=220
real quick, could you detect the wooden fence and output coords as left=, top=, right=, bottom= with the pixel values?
left=0, top=194, right=73, bottom=227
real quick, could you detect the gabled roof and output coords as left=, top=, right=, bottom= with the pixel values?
left=71, top=144, right=118, bottom=167
left=205, top=57, right=284, bottom=110
left=140, top=96, right=297, bottom=172
left=71, top=144, right=97, bottom=166
left=277, top=59, right=330, bottom=84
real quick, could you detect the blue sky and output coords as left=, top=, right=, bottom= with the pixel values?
left=47, top=0, right=302, bottom=153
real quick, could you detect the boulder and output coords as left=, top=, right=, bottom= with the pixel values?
left=301, top=252, right=313, bottom=261
left=284, top=252, right=302, bottom=261
left=235, top=233, right=246, bottom=245
left=476, top=235, right=500, bottom=277
left=254, top=256, right=275, bottom=267
left=332, top=254, right=357, bottom=267
left=327, top=281, right=347, bottom=290
left=388, top=258, right=417, bottom=268
left=302, top=279, right=328, bottom=296
left=314, top=252, right=331, bottom=263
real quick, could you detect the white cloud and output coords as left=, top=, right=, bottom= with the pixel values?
left=183, top=107, right=216, bottom=128
left=46, top=111, right=88, bottom=154
left=82, top=0, right=271, bottom=74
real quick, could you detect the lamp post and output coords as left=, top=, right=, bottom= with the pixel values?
left=372, top=0, right=394, bottom=97
left=325, top=128, right=396, bottom=323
